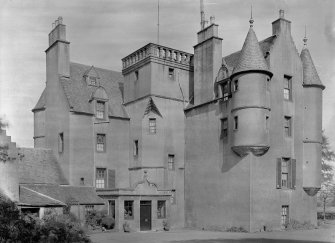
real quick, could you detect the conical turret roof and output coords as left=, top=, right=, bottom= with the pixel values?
left=231, top=26, right=272, bottom=78
left=300, top=47, right=325, bottom=89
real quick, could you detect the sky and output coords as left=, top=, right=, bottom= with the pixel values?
left=0, top=0, right=335, bottom=149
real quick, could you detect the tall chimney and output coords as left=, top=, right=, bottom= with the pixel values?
left=272, top=10, right=291, bottom=36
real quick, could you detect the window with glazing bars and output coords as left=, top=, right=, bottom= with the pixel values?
left=283, top=76, right=292, bottom=100
left=149, top=118, right=156, bottom=134
left=96, top=134, right=106, bottom=152
left=96, top=168, right=106, bottom=189
left=284, top=116, right=291, bottom=137
left=157, top=200, right=166, bottom=218
left=96, top=101, right=105, bottom=119
left=168, top=154, right=175, bottom=171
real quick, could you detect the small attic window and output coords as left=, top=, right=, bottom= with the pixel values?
left=89, top=76, right=97, bottom=86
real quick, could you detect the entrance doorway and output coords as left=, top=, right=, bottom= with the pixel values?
left=140, top=200, right=151, bottom=231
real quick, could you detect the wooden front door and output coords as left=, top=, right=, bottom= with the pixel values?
left=140, top=200, right=151, bottom=231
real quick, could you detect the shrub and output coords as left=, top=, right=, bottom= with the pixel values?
left=85, top=209, right=107, bottom=229
left=284, top=219, right=316, bottom=230
left=162, top=220, right=170, bottom=231
left=101, top=216, right=115, bottom=230
left=226, top=226, right=248, bottom=232
left=0, top=198, right=91, bottom=242
left=317, top=211, right=335, bottom=220
left=123, top=221, right=130, bottom=232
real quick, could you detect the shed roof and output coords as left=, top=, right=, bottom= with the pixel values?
left=18, top=148, right=68, bottom=185
left=20, top=184, right=104, bottom=206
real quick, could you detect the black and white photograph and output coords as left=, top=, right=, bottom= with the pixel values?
left=1, top=0, right=335, bottom=242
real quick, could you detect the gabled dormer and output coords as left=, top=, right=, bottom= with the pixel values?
left=83, top=66, right=100, bottom=86
left=90, top=86, right=109, bottom=120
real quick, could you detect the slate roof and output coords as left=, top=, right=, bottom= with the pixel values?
left=300, top=47, right=325, bottom=89
left=20, top=184, right=104, bottom=205
left=144, top=97, right=162, bottom=117
left=19, top=186, right=65, bottom=207
left=18, top=148, right=68, bottom=185
left=230, top=27, right=272, bottom=78
left=33, top=62, right=129, bottom=119
left=224, top=35, right=276, bottom=75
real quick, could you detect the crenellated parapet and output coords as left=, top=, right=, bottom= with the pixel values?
left=122, top=43, right=193, bottom=74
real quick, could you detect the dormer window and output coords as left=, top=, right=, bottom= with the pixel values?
left=90, top=76, right=97, bottom=86
left=96, top=101, right=105, bottom=119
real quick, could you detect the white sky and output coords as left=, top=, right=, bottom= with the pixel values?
left=0, top=0, right=334, bottom=148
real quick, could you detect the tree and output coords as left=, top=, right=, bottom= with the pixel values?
left=321, top=131, right=335, bottom=183
left=318, top=132, right=335, bottom=220
left=318, top=181, right=335, bottom=221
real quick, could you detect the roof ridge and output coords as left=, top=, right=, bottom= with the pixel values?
left=70, top=62, right=121, bottom=74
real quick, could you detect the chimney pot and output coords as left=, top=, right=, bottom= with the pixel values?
left=55, top=19, right=59, bottom=26
left=279, top=9, right=285, bottom=18
left=58, top=16, right=63, bottom=24
left=52, top=22, right=55, bottom=29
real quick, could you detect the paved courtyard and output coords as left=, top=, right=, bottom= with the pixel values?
left=90, top=222, right=335, bottom=243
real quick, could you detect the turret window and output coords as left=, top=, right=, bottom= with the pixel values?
left=233, top=80, right=239, bottom=92
left=58, top=132, right=64, bottom=153
left=284, top=75, right=292, bottom=100
left=234, top=116, right=238, bottom=130
left=133, top=140, right=139, bottom=157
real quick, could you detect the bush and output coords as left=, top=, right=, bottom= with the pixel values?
left=226, top=226, right=248, bottom=232
left=0, top=198, right=91, bottom=242
left=284, top=219, right=316, bottom=230
left=85, top=209, right=107, bottom=229
left=317, top=211, right=335, bottom=220
left=101, top=216, right=115, bottom=230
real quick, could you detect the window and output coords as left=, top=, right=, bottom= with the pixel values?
left=133, top=140, right=139, bottom=157
left=168, top=154, right=175, bottom=171
left=168, top=68, right=174, bottom=80
left=221, top=118, right=228, bottom=138
left=124, top=201, right=134, bottom=220
left=135, top=70, right=139, bottom=81
left=170, top=189, right=176, bottom=204
left=284, top=116, right=291, bottom=137
left=283, top=75, right=292, bottom=100
left=222, top=82, right=229, bottom=101
left=266, top=116, right=269, bottom=130
left=80, top=177, right=85, bottom=185
left=281, top=158, right=289, bottom=188
left=233, top=80, right=239, bottom=92
left=234, top=116, right=238, bottom=130
left=109, top=200, right=115, bottom=218
left=96, top=134, right=106, bottom=152
left=281, top=205, right=289, bottom=227
left=85, top=205, right=94, bottom=214
left=149, top=118, right=156, bottom=134
left=58, top=133, right=64, bottom=153
left=96, top=101, right=105, bottom=119
left=157, top=200, right=166, bottom=219
left=89, top=76, right=97, bottom=86
left=96, top=168, right=106, bottom=189
left=276, top=158, right=296, bottom=189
